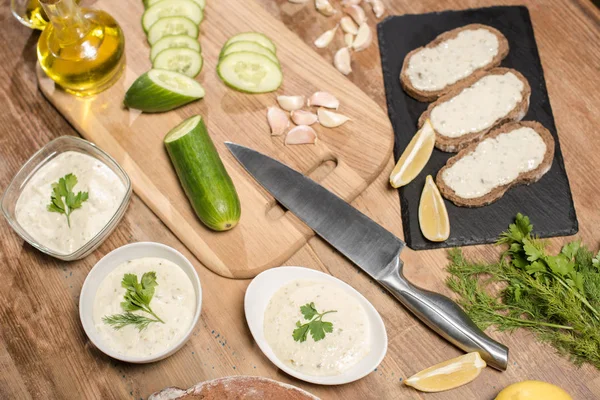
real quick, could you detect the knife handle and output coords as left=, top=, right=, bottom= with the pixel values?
left=379, top=258, right=509, bottom=370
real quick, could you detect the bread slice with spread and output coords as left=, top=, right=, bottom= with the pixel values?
left=400, top=24, right=509, bottom=102
left=436, top=121, right=554, bottom=207
left=418, top=67, right=531, bottom=152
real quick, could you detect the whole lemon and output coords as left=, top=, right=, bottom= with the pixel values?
left=496, top=380, right=572, bottom=400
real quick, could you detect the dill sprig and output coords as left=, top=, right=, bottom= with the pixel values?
left=446, top=213, right=600, bottom=369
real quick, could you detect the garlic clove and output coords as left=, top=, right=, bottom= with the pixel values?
left=334, top=47, right=352, bottom=75
left=315, top=0, right=336, bottom=17
left=318, top=108, right=351, bottom=128
left=277, top=95, right=305, bottom=111
left=341, top=0, right=362, bottom=5
left=291, top=110, right=318, bottom=125
left=344, top=33, right=355, bottom=47
left=307, top=92, right=340, bottom=109
left=352, top=22, right=373, bottom=51
left=343, top=5, right=366, bottom=25
left=314, top=24, right=339, bottom=48
left=267, top=107, right=290, bottom=136
left=340, top=16, right=359, bottom=35
left=285, top=125, right=318, bottom=145
left=366, top=0, right=385, bottom=18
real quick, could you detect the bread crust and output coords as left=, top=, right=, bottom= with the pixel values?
left=400, top=24, right=509, bottom=102
left=418, top=67, right=531, bottom=152
left=435, top=121, right=555, bottom=208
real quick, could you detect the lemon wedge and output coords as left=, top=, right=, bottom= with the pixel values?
left=495, top=380, right=572, bottom=400
left=418, top=175, right=450, bottom=242
left=405, top=352, right=486, bottom=392
left=389, top=119, right=435, bottom=188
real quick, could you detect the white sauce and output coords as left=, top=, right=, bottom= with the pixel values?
left=441, top=127, right=547, bottom=199
left=264, top=280, right=370, bottom=377
left=430, top=72, right=525, bottom=138
left=406, top=28, right=499, bottom=91
left=93, top=257, right=196, bottom=358
left=15, top=151, right=125, bottom=255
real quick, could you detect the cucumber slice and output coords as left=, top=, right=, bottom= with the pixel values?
left=146, top=16, right=199, bottom=45
left=164, top=115, right=241, bottom=231
left=153, top=48, right=203, bottom=77
left=124, top=69, right=205, bottom=112
left=150, top=35, right=201, bottom=62
left=217, top=52, right=282, bottom=93
left=145, top=0, right=205, bottom=9
left=142, top=0, right=203, bottom=32
left=220, top=41, right=279, bottom=65
left=223, top=32, right=276, bottom=54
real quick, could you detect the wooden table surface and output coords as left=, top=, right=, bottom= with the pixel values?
left=1, top=0, right=599, bottom=399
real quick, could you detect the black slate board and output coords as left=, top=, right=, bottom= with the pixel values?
left=377, top=6, right=578, bottom=250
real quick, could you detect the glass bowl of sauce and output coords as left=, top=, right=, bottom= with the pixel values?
left=1, top=136, right=131, bottom=261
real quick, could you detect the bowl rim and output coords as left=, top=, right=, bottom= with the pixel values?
left=79, top=241, right=202, bottom=363
left=1, top=136, right=132, bottom=261
left=244, top=266, right=388, bottom=385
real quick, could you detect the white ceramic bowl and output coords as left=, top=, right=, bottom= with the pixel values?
left=80, top=242, right=202, bottom=363
left=245, top=266, right=388, bottom=385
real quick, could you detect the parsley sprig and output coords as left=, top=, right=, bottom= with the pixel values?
left=47, top=173, right=89, bottom=228
left=446, top=213, right=600, bottom=368
left=102, top=272, right=164, bottom=331
left=293, top=302, right=337, bottom=342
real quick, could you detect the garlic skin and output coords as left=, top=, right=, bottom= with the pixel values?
left=318, top=108, right=351, bottom=128
left=315, top=0, right=336, bottom=16
left=334, top=47, right=352, bottom=75
left=291, top=110, right=318, bottom=125
left=352, top=23, right=373, bottom=51
left=267, top=107, right=290, bottom=136
left=277, top=95, right=305, bottom=111
left=314, top=24, right=338, bottom=48
left=343, top=5, right=366, bottom=25
left=366, top=0, right=385, bottom=18
left=344, top=33, right=355, bottom=47
left=285, top=125, right=318, bottom=145
left=307, top=92, right=340, bottom=109
left=340, top=16, right=358, bottom=34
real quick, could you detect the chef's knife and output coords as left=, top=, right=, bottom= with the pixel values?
left=226, top=142, right=508, bottom=371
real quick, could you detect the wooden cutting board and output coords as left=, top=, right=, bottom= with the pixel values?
left=37, top=0, right=393, bottom=278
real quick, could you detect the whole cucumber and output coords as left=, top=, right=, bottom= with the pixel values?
left=164, top=115, right=241, bottom=231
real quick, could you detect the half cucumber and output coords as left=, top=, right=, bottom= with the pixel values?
left=147, top=16, right=199, bottom=45
left=150, top=35, right=201, bottom=62
left=217, top=52, right=282, bottom=93
left=124, top=69, right=205, bottom=112
left=145, top=0, right=205, bottom=9
left=164, top=115, right=241, bottom=231
left=223, top=32, right=276, bottom=54
left=220, top=41, right=279, bottom=65
left=153, top=48, right=203, bottom=77
left=142, top=0, right=203, bottom=32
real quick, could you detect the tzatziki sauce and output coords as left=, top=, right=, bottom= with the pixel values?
left=93, top=257, right=196, bottom=358
left=15, top=151, right=125, bottom=255
left=264, top=280, right=370, bottom=376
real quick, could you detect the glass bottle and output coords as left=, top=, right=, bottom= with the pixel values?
left=11, top=0, right=81, bottom=31
left=37, top=0, right=126, bottom=96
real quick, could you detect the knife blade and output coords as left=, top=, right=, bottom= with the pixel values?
left=226, top=142, right=508, bottom=371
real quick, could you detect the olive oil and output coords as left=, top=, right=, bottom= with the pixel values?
left=37, top=0, right=125, bottom=96
left=11, top=0, right=81, bottom=31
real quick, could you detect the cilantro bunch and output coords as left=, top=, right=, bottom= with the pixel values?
left=446, top=213, right=600, bottom=368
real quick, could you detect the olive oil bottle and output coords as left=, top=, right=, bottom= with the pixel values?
left=11, top=0, right=81, bottom=31
left=37, top=0, right=126, bottom=96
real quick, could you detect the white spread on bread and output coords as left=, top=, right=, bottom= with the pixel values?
left=15, top=151, right=126, bottom=255
left=430, top=72, right=525, bottom=138
left=93, top=257, right=196, bottom=358
left=406, top=28, right=499, bottom=91
left=264, top=280, right=370, bottom=376
left=441, top=127, right=547, bottom=199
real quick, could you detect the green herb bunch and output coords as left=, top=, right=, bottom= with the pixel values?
left=103, top=272, right=165, bottom=331
left=47, top=173, right=89, bottom=228
left=446, top=213, right=600, bottom=368
left=293, top=302, right=337, bottom=343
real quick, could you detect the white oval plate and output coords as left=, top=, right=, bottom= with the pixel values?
left=80, top=242, right=202, bottom=363
left=244, top=266, right=388, bottom=385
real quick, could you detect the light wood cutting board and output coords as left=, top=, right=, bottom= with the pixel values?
left=36, top=0, right=394, bottom=278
